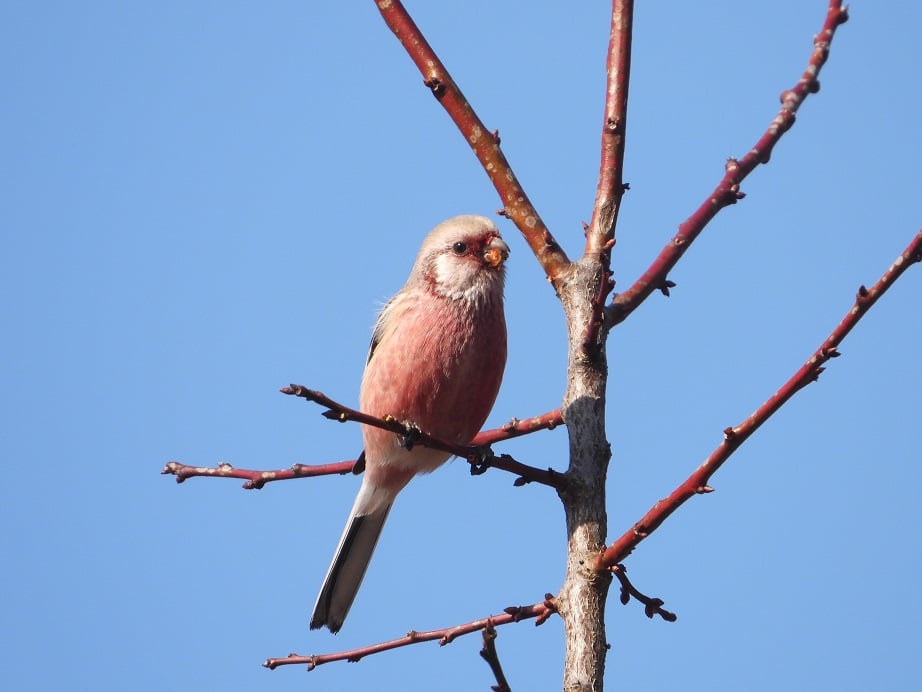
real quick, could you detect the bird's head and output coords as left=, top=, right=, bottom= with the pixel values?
left=413, top=215, right=509, bottom=304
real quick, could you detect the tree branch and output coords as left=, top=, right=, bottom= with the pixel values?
left=574, top=0, right=634, bottom=359
left=373, top=0, right=570, bottom=281
left=479, top=626, right=512, bottom=692
left=598, top=229, right=922, bottom=569
left=282, top=384, right=566, bottom=488
left=586, top=0, right=633, bottom=255
left=606, top=0, right=850, bottom=327
left=471, top=409, right=565, bottom=446
left=161, top=459, right=356, bottom=489
left=611, top=564, right=676, bottom=622
left=161, top=388, right=566, bottom=489
left=263, top=597, right=558, bottom=671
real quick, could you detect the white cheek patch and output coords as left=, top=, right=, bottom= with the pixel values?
left=432, top=252, right=490, bottom=302
left=433, top=253, right=460, bottom=286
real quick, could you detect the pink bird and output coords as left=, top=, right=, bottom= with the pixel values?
left=310, top=215, right=509, bottom=633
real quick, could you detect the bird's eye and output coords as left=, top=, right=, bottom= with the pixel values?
left=451, top=241, right=468, bottom=255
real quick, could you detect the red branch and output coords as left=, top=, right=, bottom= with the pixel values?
left=586, top=0, right=633, bottom=254
left=579, top=0, right=634, bottom=356
left=162, top=391, right=566, bottom=489
left=161, top=459, right=356, bottom=489
left=598, top=230, right=922, bottom=568
left=263, top=597, right=558, bottom=671
left=471, top=409, right=566, bottom=446
left=607, top=0, right=850, bottom=327
left=374, top=0, right=570, bottom=281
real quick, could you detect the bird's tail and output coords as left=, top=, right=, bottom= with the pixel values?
left=310, top=486, right=392, bottom=633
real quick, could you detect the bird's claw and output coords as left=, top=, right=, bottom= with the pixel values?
left=468, top=446, right=494, bottom=476
left=398, top=425, right=422, bottom=451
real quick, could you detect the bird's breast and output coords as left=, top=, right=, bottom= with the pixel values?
left=358, top=294, right=506, bottom=480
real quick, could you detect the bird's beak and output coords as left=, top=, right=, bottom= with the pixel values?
left=483, top=236, right=510, bottom=269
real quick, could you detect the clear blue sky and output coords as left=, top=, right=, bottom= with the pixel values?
left=3, top=2, right=920, bottom=690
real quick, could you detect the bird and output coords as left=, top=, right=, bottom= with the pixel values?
left=310, top=214, right=509, bottom=633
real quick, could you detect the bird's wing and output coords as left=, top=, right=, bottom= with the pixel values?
left=366, top=296, right=395, bottom=365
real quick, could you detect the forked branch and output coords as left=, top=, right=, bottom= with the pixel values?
left=612, top=564, right=676, bottom=622
left=579, top=0, right=634, bottom=357
left=598, top=229, right=922, bottom=569
left=163, top=389, right=566, bottom=489
left=374, top=0, right=570, bottom=281
left=607, top=0, right=850, bottom=327
left=283, top=385, right=565, bottom=488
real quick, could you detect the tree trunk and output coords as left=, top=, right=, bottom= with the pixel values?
left=557, top=257, right=612, bottom=691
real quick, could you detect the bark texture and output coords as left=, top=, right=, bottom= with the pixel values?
left=557, top=257, right=612, bottom=691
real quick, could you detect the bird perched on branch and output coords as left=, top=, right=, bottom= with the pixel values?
left=311, top=215, right=509, bottom=633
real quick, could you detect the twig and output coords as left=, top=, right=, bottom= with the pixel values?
left=472, top=409, right=564, bottom=446
left=373, top=0, right=570, bottom=282
left=598, top=229, right=922, bottom=569
left=607, top=0, right=850, bottom=327
left=161, top=403, right=566, bottom=489
left=263, top=597, right=558, bottom=671
left=161, top=460, right=356, bottom=489
left=581, top=263, right=617, bottom=357
left=282, top=385, right=566, bottom=488
left=611, top=564, right=676, bottom=622
left=479, top=626, right=512, bottom=692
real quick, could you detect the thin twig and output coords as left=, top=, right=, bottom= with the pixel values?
left=472, top=409, right=565, bottom=446
left=263, top=597, right=558, bottom=671
left=479, top=626, right=512, bottom=692
left=607, top=0, right=850, bottom=327
left=373, top=0, right=570, bottom=282
left=611, top=564, right=676, bottom=622
left=161, top=460, right=356, bottom=489
left=581, top=263, right=617, bottom=357
left=598, top=229, right=922, bottom=569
